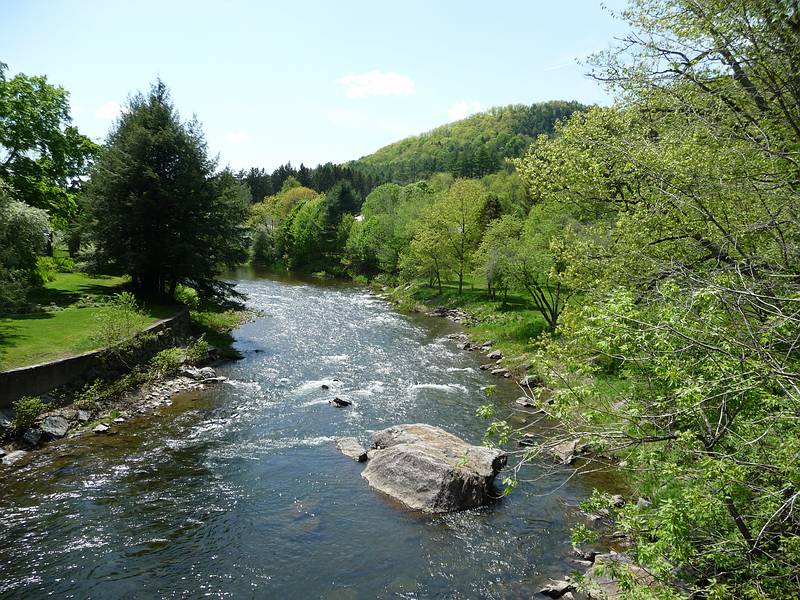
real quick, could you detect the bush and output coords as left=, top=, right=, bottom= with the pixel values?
left=12, top=396, right=45, bottom=431
left=93, top=291, right=145, bottom=346
left=74, top=380, right=104, bottom=411
left=175, top=284, right=199, bottom=309
left=185, top=334, right=210, bottom=365
left=34, top=256, right=58, bottom=283
left=148, top=347, right=183, bottom=379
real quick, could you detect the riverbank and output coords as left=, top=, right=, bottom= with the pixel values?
left=372, top=280, right=671, bottom=599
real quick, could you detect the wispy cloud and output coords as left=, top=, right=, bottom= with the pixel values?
left=336, top=70, right=415, bottom=98
left=447, top=100, right=482, bottom=121
left=225, top=130, right=251, bottom=143
left=95, top=101, right=124, bottom=120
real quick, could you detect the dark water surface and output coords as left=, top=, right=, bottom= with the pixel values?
left=0, top=272, right=610, bottom=599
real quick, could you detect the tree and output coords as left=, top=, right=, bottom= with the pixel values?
left=432, top=178, right=485, bottom=293
left=0, top=181, right=49, bottom=308
left=84, top=81, right=248, bottom=303
left=508, top=2, right=800, bottom=596
left=0, top=63, right=97, bottom=223
left=473, top=215, right=523, bottom=303
left=400, top=214, right=451, bottom=292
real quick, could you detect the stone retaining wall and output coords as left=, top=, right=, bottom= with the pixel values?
left=0, top=308, right=190, bottom=407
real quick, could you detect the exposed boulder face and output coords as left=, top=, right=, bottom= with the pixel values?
left=486, top=350, right=503, bottom=360
left=41, top=415, right=70, bottom=438
left=362, top=424, right=507, bottom=513
left=519, top=374, right=541, bottom=387
left=0, top=409, right=14, bottom=430
left=178, top=366, right=219, bottom=381
left=583, top=552, right=655, bottom=599
left=335, top=437, right=368, bottom=462
left=539, top=579, right=575, bottom=598
left=22, top=428, right=42, bottom=447
left=331, top=397, right=352, bottom=407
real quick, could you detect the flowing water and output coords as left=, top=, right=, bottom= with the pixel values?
left=0, top=271, right=613, bottom=599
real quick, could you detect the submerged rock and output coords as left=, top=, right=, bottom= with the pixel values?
left=41, top=415, right=70, bottom=438
left=335, top=437, right=368, bottom=462
left=362, top=423, right=507, bottom=513
left=549, top=439, right=585, bottom=465
left=1, top=450, right=27, bottom=466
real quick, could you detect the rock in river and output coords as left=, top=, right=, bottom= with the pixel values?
left=335, top=437, right=368, bottom=462
left=362, top=424, right=507, bottom=513
left=331, top=397, right=352, bottom=407
left=41, top=415, right=70, bottom=438
left=1, top=450, right=27, bottom=466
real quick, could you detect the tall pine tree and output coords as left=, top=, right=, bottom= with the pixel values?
left=84, top=80, right=248, bottom=303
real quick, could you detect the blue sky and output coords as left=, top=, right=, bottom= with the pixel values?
left=1, top=0, right=630, bottom=171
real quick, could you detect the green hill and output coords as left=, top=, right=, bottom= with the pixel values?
left=351, top=101, right=588, bottom=184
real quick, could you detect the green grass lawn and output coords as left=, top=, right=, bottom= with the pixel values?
left=0, top=273, right=176, bottom=370
left=406, top=275, right=548, bottom=360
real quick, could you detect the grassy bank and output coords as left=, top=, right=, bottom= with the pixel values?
left=389, top=276, right=548, bottom=367
left=0, top=273, right=176, bottom=370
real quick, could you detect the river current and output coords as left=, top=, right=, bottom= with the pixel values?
left=0, top=272, right=608, bottom=599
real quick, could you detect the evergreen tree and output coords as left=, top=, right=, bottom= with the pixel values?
left=84, top=80, right=248, bottom=303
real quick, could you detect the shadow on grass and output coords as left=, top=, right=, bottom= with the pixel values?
left=26, top=280, right=130, bottom=308
left=0, top=313, right=57, bottom=370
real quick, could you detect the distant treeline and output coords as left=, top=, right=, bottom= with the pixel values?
left=234, top=101, right=587, bottom=202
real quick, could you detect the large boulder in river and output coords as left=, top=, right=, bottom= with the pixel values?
left=362, top=424, right=507, bottom=513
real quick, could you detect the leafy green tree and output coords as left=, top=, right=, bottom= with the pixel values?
left=0, top=181, right=49, bottom=307
left=473, top=215, right=523, bottom=302
left=399, top=214, right=451, bottom=292
left=432, top=178, right=485, bottom=293
left=84, top=81, right=248, bottom=303
left=509, top=2, right=800, bottom=596
left=0, top=63, right=97, bottom=223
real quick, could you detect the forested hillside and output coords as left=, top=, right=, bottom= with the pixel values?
left=351, top=101, right=587, bottom=183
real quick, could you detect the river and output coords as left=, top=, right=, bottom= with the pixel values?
left=0, top=272, right=611, bottom=599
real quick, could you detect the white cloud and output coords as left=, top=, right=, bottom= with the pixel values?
left=225, top=130, right=251, bottom=143
left=95, top=101, right=124, bottom=120
left=336, top=70, right=415, bottom=98
left=447, top=100, right=482, bottom=121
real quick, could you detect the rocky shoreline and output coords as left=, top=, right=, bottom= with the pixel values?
left=0, top=363, right=227, bottom=468
left=379, top=294, right=654, bottom=599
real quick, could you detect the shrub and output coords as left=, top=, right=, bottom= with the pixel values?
left=74, top=380, right=104, bottom=411
left=93, top=291, right=145, bottom=346
left=12, top=396, right=45, bottom=430
left=185, top=334, right=210, bottom=365
left=148, top=347, right=183, bottom=379
left=175, top=284, right=199, bottom=309
left=34, top=256, right=58, bottom=283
